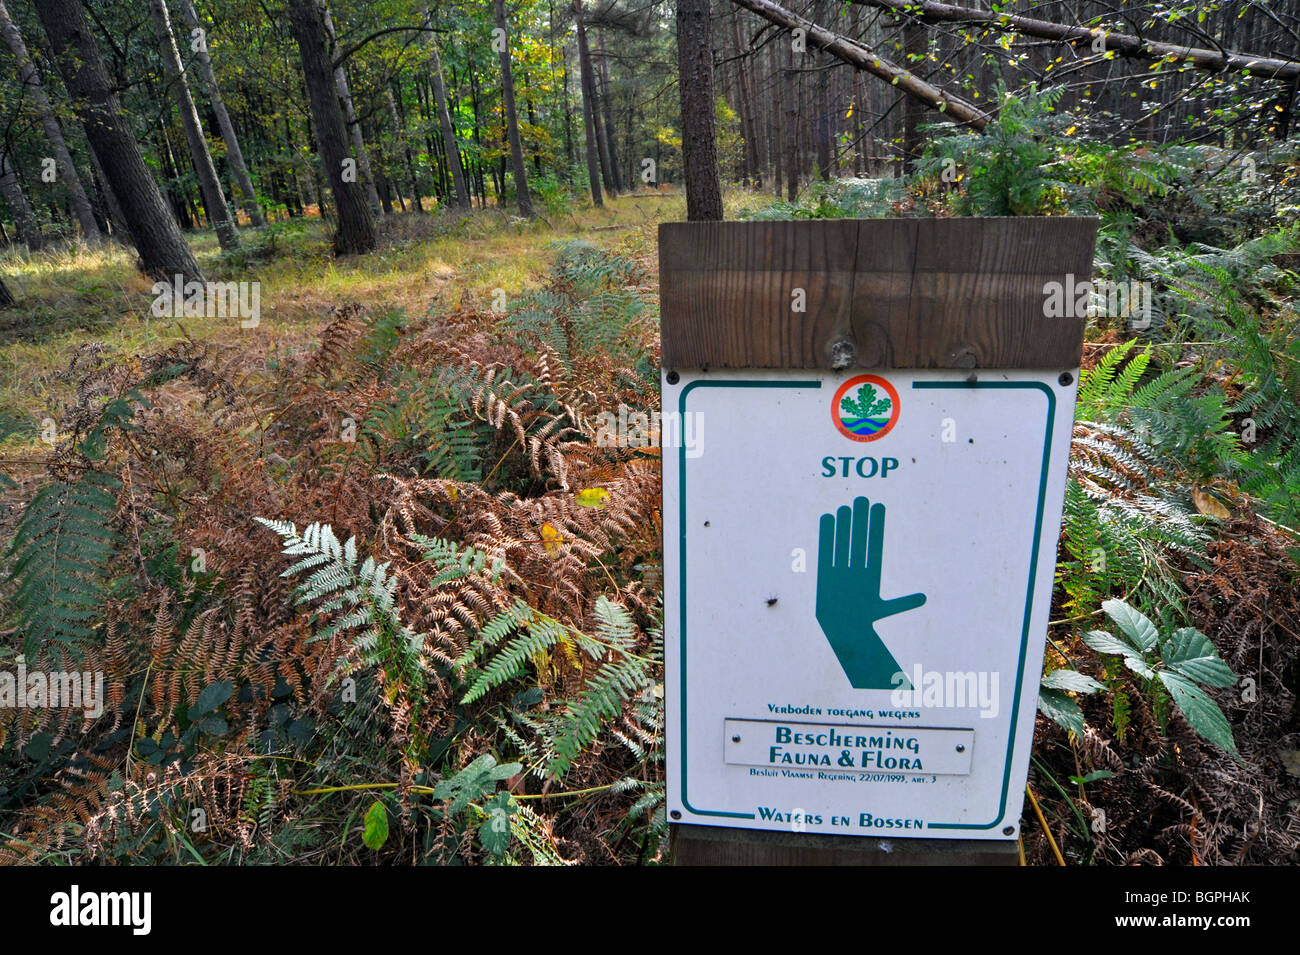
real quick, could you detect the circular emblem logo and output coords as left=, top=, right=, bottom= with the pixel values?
left=831, top=374, right=900, bottom=442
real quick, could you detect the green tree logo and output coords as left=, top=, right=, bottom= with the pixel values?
left=836, top=382, right=896, bottom=438
left=841, top=384, right=892, bottom=421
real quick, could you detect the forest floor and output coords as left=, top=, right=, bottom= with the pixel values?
left=0, top=193, right=683, bottom=430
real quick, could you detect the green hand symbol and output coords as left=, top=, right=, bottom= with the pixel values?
left=816, top=496, right=926, bottom=689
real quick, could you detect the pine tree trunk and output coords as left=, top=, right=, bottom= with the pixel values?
left=33, top=0, right=202, bottom=281
left=589, top=45, right=616, bottom=195
left=150, top=0, right=238, bottom=250
left=320, top=1, right=382, bottom=214
left=423, top=11, right=470, bottom=209
left=175, top=0, right=266, bottom=227
left=287, top=0, right=376, bottom=254
left=494, top=0, right=535, bottom=217
left=0, top=153, right=43, bottom=251
left=902, top=18, right=925, bottom=170
left=771, top=36, right=784, bottom=195
left=595, top=38, right=623, bottom=192
left=572, top=0, right=604, bottom=206
left=677, top=0, right=723, bottom=220
left=784, top=41, right=798, bottom=200
left=730, top=12, right=762, bottom=186
left=0, top=0, right=100, bottom=243
left=813, top=0, right=832, bottom=179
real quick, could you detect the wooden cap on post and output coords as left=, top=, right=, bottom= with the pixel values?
left=659, top=217, right=1099, bottom=372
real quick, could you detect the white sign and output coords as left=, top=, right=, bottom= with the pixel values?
left=664, top=368, right=1078, bottom=839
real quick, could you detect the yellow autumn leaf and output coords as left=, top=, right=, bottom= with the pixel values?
left=1192, top=486, right=1231, bottom=520
left=541, top=522, right=563, bottom=553
left=575, top=488, right=610, bottom=509
left=1065, top=125, right=1077, bottom=136
left=845, top=104, right=854, bottom=119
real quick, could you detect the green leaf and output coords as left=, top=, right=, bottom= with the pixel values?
left=478, top=793, right=516, bottom=857
left=432, top=754, right=522, bottom=816
left=1121, top=655, right=1156, bottom=680
left=1041, top=669, right=1104, bottom=693
left=1101, top=599, right=1160, bottom=653
left=1158, top=671, right=1240, bottom=758
left=1038, top=688, right=1085, bottom=736
left=1082, top=628, right=1148, bottom=664
left=1160, top=628, right=1236, bottom=687
left=362, top=800, right=389, bottom=850
left=1069, top=770, right=1116, bottom=785
left=197, top=715, right=228, bottom=736
left=191, top=681, right=233, bottom=718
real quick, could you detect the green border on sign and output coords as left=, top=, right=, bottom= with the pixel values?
left=676, top=380, right=820, bottom=818
left=674, top=377, right=1056, bottom=832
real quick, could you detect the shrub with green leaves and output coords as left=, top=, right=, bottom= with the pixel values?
left=1040, top=599, right=1238, bottom=759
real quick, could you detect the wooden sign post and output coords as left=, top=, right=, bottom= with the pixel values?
left=659, top=218, right=1098, bottom=866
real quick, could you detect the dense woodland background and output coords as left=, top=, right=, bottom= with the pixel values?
left=0, top=0, right=1297, bottom=865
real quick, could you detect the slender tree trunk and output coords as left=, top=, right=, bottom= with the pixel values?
left=850, top=5, right=868, bottom=175
left=423, top=10, right=469, bottom=208
left=33, top=0, right=201, bottom=281
left=901, top=18, right=924, bottom=169
left=573, top=0, right=604, bottom=206
left=387, top=86, right=420, bottom=211
left=677, top=0, right=723, bottom=220
left=320, top=0, right=382, bottom=214
left=784, top=41, right=798, bottom=200
left=813, top=0, right=832, bottom=179
left=175, top=0, right=266, bottom=227
left=771, top=36, right=784, bottom=195
left=150, top=0, right=238, bottom=250
left=588, top=42, right=615, bottom=195
left=595, top=37, right=623, bottom=192
left=494, top=0, right=535, bottom=217
left=87, top=149, right=130, bottom=240
left=730, top=11, right=763, bottom=186
left=0, top=153, right=43, bottom=251
left=0, top=0, right=100, bottom=242
left=287, top=0, right=376, bottom=254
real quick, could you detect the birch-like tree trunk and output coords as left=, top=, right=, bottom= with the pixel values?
left=0, top=152, right=43, bottom=251
left=149, top=0, right=239, bottom=250
left=423, top=10, right=469, bottom=209
left=0, top=0, right=101, bottom=242
left=175, top=0, right=266, bottom=227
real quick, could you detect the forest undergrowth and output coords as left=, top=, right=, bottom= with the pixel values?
left=3, top=108, right=1300, bottom=864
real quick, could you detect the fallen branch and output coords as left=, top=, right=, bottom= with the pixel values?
left=726, top=0, right=990, bottom=128
left=852, top=0, right=1300, bottom=82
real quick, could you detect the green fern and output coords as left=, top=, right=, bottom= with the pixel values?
left=8, top=470, right=121, bottom=659
left=544, top=597, right=658, bottom=778
left=506, top=242, right=649, bottom=370
left=254, top=519, right=426, bottom=701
